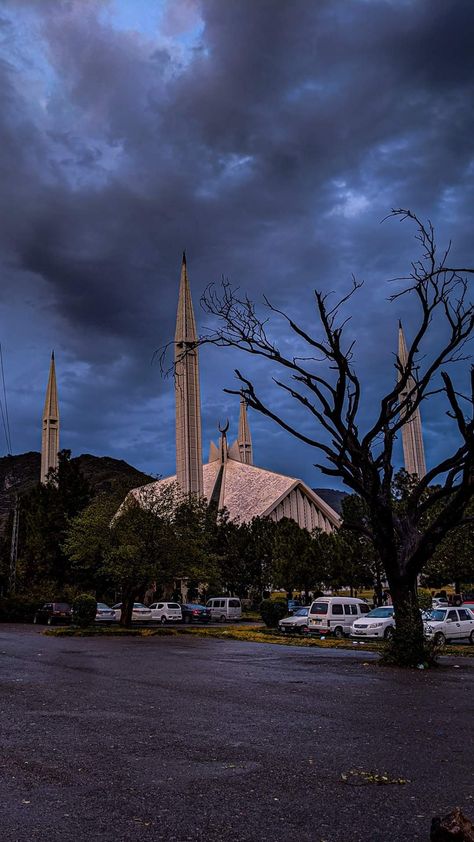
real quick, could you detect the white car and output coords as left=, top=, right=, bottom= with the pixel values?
left=350, top=606, right=395, bottom=640
left=432, top=597, right=449, bottom=609
left=149, top=602, right=182, bottom=624
left=112, top=603, right=152, bottom=623
left=424, top=607, right=474, bottom=645
left=95, top=602, right=117, bottom=622
left=279, top=607, right=310, bottom=635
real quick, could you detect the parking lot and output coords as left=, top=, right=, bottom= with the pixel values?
left=0, top=624, right=473, bottom=842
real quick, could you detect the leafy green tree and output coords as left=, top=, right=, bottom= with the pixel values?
left=17, top=450, right=90, bottom=596
left=208, top=513, right=274, bottom=598
left=65, top=484, right=178, bottom=626
left=241, top=517, right=278, bottom=600
left=421, top=497, right=474, bottom=592
left=65, top=483, right=229, bottom=625
left=338, top=495, right=385, bottom=600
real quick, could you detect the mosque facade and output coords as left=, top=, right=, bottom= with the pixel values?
left=129, top=256, right=341, bottom=532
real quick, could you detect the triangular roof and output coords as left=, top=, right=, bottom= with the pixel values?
left=129, top=458, right=340, bottom=529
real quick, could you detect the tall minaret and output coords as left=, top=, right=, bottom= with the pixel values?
left=237, top=398, right=253, bottom=465
left=41, top=351, right=60, bottom=483
left=397, top=322, right=426, bottom=478
left=175, top=253, right=203, bottom=496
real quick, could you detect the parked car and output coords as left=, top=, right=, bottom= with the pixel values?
left=206, top=597, right=242, bottom=622
left=279, top=606, right=310, bottom=634
left=432, top=597, right=449, bottom=609
left=351, top=606, right=395, bottom=640
left=33, top=602, right=72, bottom=626
left=307, top=597, right=370, bottom=638
left=149, top=602, right=182, bottom=624
left=95, top=603, right=116, bottom=622
left=181, top=603, right=211, bottom=624
left=112, top=603, right=152, bottom=622
left=424, top=607, right=474, bottom=645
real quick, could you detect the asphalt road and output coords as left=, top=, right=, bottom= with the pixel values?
left=0, top=626, right=472, bottom=842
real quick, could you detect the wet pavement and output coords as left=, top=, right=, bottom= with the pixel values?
left=0, top=624, right=472, bottom=842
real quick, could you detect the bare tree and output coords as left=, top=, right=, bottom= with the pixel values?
left=180, top=210, right=472, bottom=664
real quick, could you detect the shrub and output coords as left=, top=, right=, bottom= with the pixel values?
left=0, top=597, right=42, bottom=623
left=72, top=594, right=97, bottom=628
left=260, top=598, right=288, bottom=628
left=417, top=590, right=433, bottom=610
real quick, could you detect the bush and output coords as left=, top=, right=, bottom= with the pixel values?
left=0, top=597, right=42, bottom=623
left=72, top=594, right=97, bottom=628
left=260, top=598, right=288, bottom=628
left=417, top=589, right=433, bottom=610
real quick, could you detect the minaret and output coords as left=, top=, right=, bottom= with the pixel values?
left=41, top=351, right=60, bottom=483
left=237, top=398, right=253, bottom=465
left=175, top=253, right=203, bottom=496
left=397, top=322, right=426, bottom=478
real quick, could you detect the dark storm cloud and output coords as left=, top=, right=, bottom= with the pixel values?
left=0, top=0, right=472, bottom=482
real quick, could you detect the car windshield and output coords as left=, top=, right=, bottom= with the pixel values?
left=97, top=603, right=109, bottom=609
left=294, top=608, right=309, bottom=616
left=133, top=603, right=147, bottom=609
left=53, top=603, right=70, bottom=610
left=188, top=604, right=204, bottom=609
left=366, top=608, right=394, bottom=618
left=310, top=603, right=328, bottom=615
left=428, top=609, right=447, bottom=622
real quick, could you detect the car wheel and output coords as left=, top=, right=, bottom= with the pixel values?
left=434, top=632, right=446, bottom=646
left=186, top=615, right=192, bottom=624
left=384, top=627, right=394, bottom=641
left=160, top=616, right=167, bottom=625
left=220, top=614, right=226, bottom=623
left=469, top=630, right=474, bottom=645
left=334, top=626, right=344, bottom=640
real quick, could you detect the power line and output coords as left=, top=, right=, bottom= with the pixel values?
left=0, top=383, right=10, bottom=455
left=0, top=344, right=12, bottom=454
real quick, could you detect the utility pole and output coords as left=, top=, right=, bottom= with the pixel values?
left=9, top=494, right=19, bottom=595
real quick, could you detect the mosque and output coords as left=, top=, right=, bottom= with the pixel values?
left=127, top=255, right=341, bottom=531
left=39, top=257, right=426, bottom=533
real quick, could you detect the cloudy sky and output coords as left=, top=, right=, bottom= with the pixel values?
left=0, top=0, right=472, bottom=489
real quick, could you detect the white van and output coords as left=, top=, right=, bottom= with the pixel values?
left=206, top=597, right=242, bottom=622
left=308, top=597, right=370, bottom=638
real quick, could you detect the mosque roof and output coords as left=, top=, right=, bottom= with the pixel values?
left=129, top=458, right=340, bottom=528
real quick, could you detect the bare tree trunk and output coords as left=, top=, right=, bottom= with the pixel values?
left=384, top=572, right=427, bottom=665
left=120, top=590, right=135, bottom=628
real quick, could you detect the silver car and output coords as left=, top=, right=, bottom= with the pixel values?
left=112, top=603, right=153, bottom=623
left=351, top=606, right=395, bottom=640
left=424, top=607, right=474, bottom=645
left=279, top=607, right=310, bottom=635
left=95, top=602, right=116, bottom=622
left=149, top=602, right=183, bottom=624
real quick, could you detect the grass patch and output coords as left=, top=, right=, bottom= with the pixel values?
left=43, top=623, right=474, bottom=657
left=175, top=625, right=474, bottom=657
left=44, top=625, right=177, bottom=638
left=175, top=625, right=382, bottom=651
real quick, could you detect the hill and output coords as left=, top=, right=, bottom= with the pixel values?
left=313, top=487, right=348, bottom=515
left=0, top=452, right=154, bottom=533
